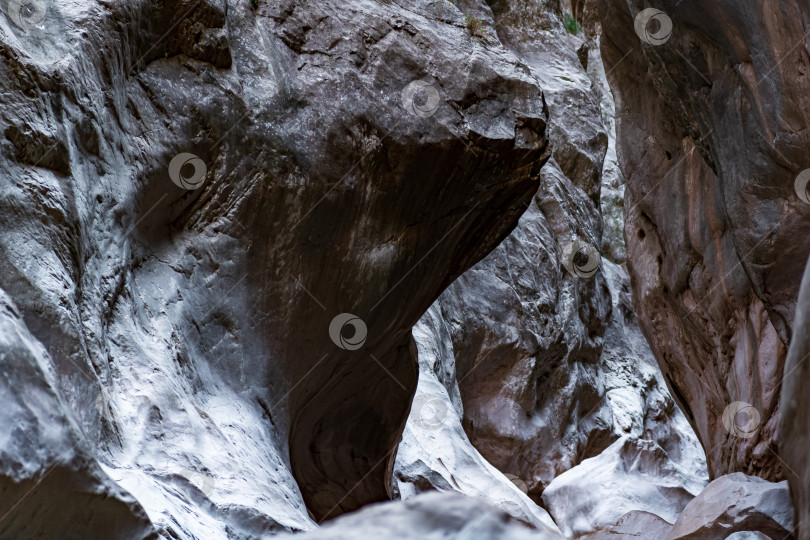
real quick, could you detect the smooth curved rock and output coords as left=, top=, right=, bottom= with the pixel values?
left=665, top=472, right=793, bottom=540
left=578, top=510, right=674, bottom=540
left=270, top=492, right=562, bottom=540
left=0, top=292, right=155, bottom=540
left=0, top=0, right=550, bottom=535
left=725, top=533, right=775, bottom=540
left=780, top=256, right=810, bottom=540
left=393, top=304, right=562, bottom=535
left=598, top=0, right=810, bottom=480
left=542, top=436, right=704, bottom=538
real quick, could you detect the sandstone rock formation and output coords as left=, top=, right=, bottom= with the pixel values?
left=598, top=0, right=810, bottom=481
left=393, top=303, right=563, bottom=535
left=393, top=3, right=707, bottom=534
left=0, top=292, right=155, bottom=539
left=3, top=0, right=804, bottom=538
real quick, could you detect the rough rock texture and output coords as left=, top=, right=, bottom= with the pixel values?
left=542, top=435, right=704, bottom=538
left=393, top=303, right=562, bottom=535
left=407, top=0, right=705, bottom=500
left=781, top=257, right=810, bottom=540
left=391, top=3, right=705, bottom=536
left=665, top=473, right=794, bottom=540
left=271, top=492, right=561, bottom=540
left=0, top=0, right=552, bottom=536
left=598, top=0, right=810, bottom=480
left=0, top=292, right=155, bottom=540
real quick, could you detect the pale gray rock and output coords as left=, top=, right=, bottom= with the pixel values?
left=0, top=292, right=155, bottom=540
left=542, top=436, right=705, bottom=538
left=0, top=0, right=553, bottom=536
left=394, top=304, right=563, bottom=535
left=270, top=492, right=561, bottom=540
left=725, top=533, right=775, bottom=540
left=577, top=510, right=674, bottom=540
left=666, top=473, right=794, bottom=540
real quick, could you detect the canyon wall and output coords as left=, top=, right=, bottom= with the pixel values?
left=0, top=0, right=550, bottom=536
left=598, top=0, right=810, bottom=484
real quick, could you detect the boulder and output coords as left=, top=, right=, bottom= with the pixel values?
left=578, top=510, right=674, bottom=539
left=542, top=436, right=704, bottom=537
left=270, top=492, right=562, bottom=540
left=666, top=473, right=793, bottom=540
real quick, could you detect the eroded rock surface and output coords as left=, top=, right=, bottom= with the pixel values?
left=598, top=0, right=810, bottom=480
left=393, top=303, right=562, bottom=535
left=413, top=0, right=703, bottom=497
left=578, top=510, right=674, bottom=540
left=0, top=292, right=155, bottom=540
left=0, top=0, right=551, bottom=536
left=393, top=3, right=705, bottom=535
left=542, top=436, right=704, bottom=538
left=665, top=472, right=793, bottom=540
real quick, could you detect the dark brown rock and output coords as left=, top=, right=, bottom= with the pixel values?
left=597, top=0, right=810, bottom=481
